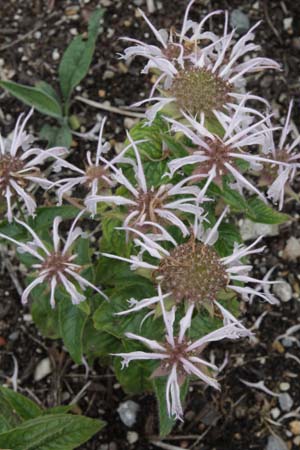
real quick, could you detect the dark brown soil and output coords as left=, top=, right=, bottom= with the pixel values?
left=0, top=1, right=300, bottom=449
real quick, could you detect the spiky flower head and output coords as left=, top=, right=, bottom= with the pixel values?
left=0, top=212, right=106, bottom=308
left=259, top=100, right=300, bottom=209
left=0, top=109, right=66, bottom=222
left=103, top=209, right=278, bottom=324
left=124, top=3, right=280, bottom=122
left=86, top=132, right=207, bottom=237
left=114, top=286, right=250, bottom=420
left=166, top=100, right=286, bottom=202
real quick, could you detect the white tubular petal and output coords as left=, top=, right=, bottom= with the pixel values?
left=11, top=109, right=33, bottom=156
left=21, top=275, right=46, bottom=304
left=114, top=351, right=167, bottom=368
left=178, top=303, right=194, bottom=343
left=52, top=216, right=62, bottom=252
left=224, top=162, right=267, bottom=202
left=50, top=277, right=57, bottom=309
left=180, top=357, right=220, bottom=390
left=64, top=268, right=108, bottom=301
left=229, top=284, right=279, bottom=304
left=14, top=218, right=50, bottom=256
left=137, top=8, right=167, bottom=48
left=125, top=331, right=166, bottom=352
left=158, top=284, right=176, bottom=347
left=222, top=236, right=264, bottom=265
left=116, top=292, right=169, bottom=315
left=214, top=301, right=252, bottom=336
left=155, top=209, right=189, bottom=237
left=5, top=186, right=13, bottom=223
left=116, top=226, right=167, bottom=256
left=95, top=117, right=107, bottom=164
left=166, top=364, right=184, bottom=420
left=168, top=154, right=209, bottom=176
left=188, top=356, right=218, bottom=371
left=126, top=131, right=147, bottom=193
left=58, top=272, right=86, bottom=304
left=101, top=252, right=158, bottom=270
left=204, top=207, right=228, bottom=246
left=9, top=179, right=36, bottom=217
left=63, top=210, right=85, bottom=253
left=86, top=194, right=136, bottom=208
left=187, top=324, right=248, bottom=352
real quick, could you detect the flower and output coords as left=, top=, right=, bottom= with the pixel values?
left=0, top=109, right=66, bottom=222
left=124, top=5, right=279, bottom=122
left=166, top=101, right=285, bottom=202
left=259, top=100, right=300, bottom=209
left=86, top=132, right=207, bottom=237
left=114, top=285, right=250, bottom=420
left=0, top=212, right=107, bottom=307
left=103, top=208, right=278, bottom=322
left=51, top=118, right=119, bottom=215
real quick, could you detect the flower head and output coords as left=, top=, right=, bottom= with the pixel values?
left=125, top=5, right=279, bottom=122
left=114, top=285, right=250, bottom=420
left=0, top=212, right=106, bottom=307
left=86, top=132, right=207, bottom=237
left=260, top=100, right=300, bottom=209
left=103, top=209, right=278, bottom=323
left=166, top=101, right=285, bottom=202
left=0, top=109, right=66, bottom=222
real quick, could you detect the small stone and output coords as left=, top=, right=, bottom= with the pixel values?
left=282, top=237, right=300, bottom=261
left=52, top=49, right=60, bottom=61
left=283, top=17, right=293, bottom=31
left=23, top=314, right=32, bottom=322
left=230, top=9, right=250, bottom=34
left=290, top=421, right=300, bottom=435
left=8, top=331, right=19, bottom=341
left=239, top=219, right=279, bottom=241
left=98, top=89, right=106, bottom=98
left=293, top=436, right=300, bottom=446
left=272, top=340, right=285, bottom=353
left=117, top=400, right=139, bottom=427
left=34, top=358, right=52, bottom=381
left=271, top=408, right=281, bottom=419
left=273, top=281, right=293, bottom=303
left=34, top=31, right=41, bottom=39
left=292, top=37, right=300, bottom=51
left=266, top=435, right=288, bottom=450
left=279, top=382, right=290, bottom=392
left=103, top=70, right=115, bottom=80
left=127, top=431, right=139, bottom=444
left=260, top=75, right=273, bottom=89
left=124, top=118, right=139, bottom=129
left=282, top=337, right=294, bottom=348
left=279, top=393, right=294, bottom=412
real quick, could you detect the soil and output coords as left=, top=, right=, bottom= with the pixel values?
left=0, top=1, right=300, bottom=449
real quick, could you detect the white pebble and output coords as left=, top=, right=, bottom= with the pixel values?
left=279, top=382, right=290, bottom=392
left=127, top=431, right=139, bottom=444
left=273, top=281, right=293, bottom=303
left=52, top=49, right=60, bottom=61
left=34, top=358, right=52, bottom=381
left=271, top=407, right=281, bottom=419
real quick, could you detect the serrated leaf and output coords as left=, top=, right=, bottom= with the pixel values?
left=59, top=297, right=88, bottom=364
left=0, top=80, right=63, bottom=118
left=32, top=205, right=80, bottom=229
left=58, top=8, right=104, bottom=100
left=246, top=197, right=290, bottom=224
left=0, top=387, right=42, bottom=421
left=40, top=124, right=72, bottom=148
left=153, top=377, right=189, bottom=437
left=0, top=414, right=105, bottom=450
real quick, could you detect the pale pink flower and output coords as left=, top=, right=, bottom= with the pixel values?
left=125, top=6, right=279, bottom=122
left=114, top=285, right=250, bottom=420
left=0, top=109, right=66, bottom=222
left=166, top=101, right=285, bottom=202
left=103, top=209, right=278, bottom=322
left=0, top=212, right=107, bottom=308
left=260, top=100, right=300, bottom=209
left=86, top=132, right=207, bottom=237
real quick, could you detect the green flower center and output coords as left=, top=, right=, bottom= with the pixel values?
left=154, top=240, right=228, bottom=304
left=168, top=68, right=232, bottom=116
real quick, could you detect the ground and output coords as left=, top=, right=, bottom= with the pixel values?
left=0, top=0, right=300, bottom=449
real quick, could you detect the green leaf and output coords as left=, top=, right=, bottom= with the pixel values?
left=0, top=387, right=42, bottom=421
left=33, top=205, right=80, bottom=229
left=58, top=8, right=104, bottom=100
left=153, top=377, right=189, bottom=437
left=214, top=222, right=241, bottom=257
left=83, top=320, right=122, bottom=362
left=0, top=414, right=105, bottom=450
left=246, top=197, right=290, bottom=224
left=114, top=352, right=153, bottom=394
left=40, top=124, right=72, bottom=148
left=59, top=298, right=88, bottom=364
left=31, top=284, right=61, bottom=339
left=35, top=81, right=61, bottom=105
left=0, top=80, right=63, bottom=118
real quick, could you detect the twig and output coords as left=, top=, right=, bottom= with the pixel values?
left=75, top=96, right=146, bottom=118
left=151, top=441, right=187, bottom=450
left=263, top=0, right=283, bottom=44
left=0, top=12, right=60, bottom=52
left=70, top=380, right=92, bottom=405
